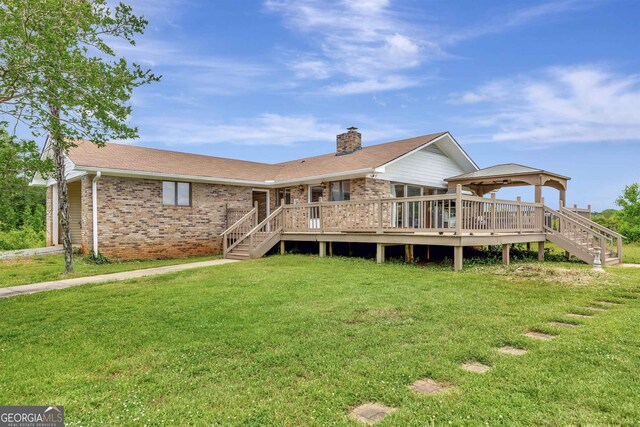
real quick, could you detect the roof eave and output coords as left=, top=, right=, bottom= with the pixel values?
left=74, top=166, right=376, bottom=187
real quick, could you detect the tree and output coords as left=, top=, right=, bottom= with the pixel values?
left=0, top=0, right=159, bottom=272
left=0, top=123, right=52, bottom=232
left=616, top=183, right=640, bottom=242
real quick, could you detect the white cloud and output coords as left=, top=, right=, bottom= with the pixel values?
left=327, top=76, right=418, bottom=95
left=291, top=59, right=331, bottom=79
left=133, top=112, right=412, bottom=149
left=109, top=37, right=280, bottom=96
left=445, top=0, right=601, bottom=44
left=265, top=0, right=599, bottom=95
left=265, top=0, right=433, bottom=94
left=450, top=65, right=640, bottom=144
left=137, top=113, right=343, bottom=146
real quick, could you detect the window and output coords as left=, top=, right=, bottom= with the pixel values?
left=276, top=188, right=291, bottom=206
left=330, top=180, right=350, bottom=201
left=392, top=183, right=423, bottom=198
left=406, top=185, right=422, bottom=197
left=163, top=181, right=191, bottom=206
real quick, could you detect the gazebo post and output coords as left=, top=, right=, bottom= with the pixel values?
left=538, top=197, right=545, bottom=262
left=534, top=185, right=542, bottom=204
left=559, top=189, right=566, bottom=208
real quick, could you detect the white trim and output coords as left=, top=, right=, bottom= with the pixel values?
left=308, top=184, right=324, bottom=203
left=92, top=171, right=101, bottom=256
left=251, top=188, right=270, bottom=218
left=70, top=166, right=376, bottom=188
left=52, top=184, right=59, bottom=246
left=447, top=132, right=480, bottom=170
left=379, top=133, right=478, bottom=172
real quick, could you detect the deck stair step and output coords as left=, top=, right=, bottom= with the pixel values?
left=545, top=205, right=624, bottom=267
left=223, top=207, right=285, bottom=260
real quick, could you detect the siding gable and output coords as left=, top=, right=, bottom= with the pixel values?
left=379, top=144, right=466, bottom=188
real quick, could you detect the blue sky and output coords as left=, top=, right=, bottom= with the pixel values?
left=112, top=0, right=638, bottom=210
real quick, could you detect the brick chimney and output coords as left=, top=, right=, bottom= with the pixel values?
left=336, top=126, right=362, bottom=156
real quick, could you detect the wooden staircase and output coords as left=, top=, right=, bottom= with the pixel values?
left=223, top=206, right=284, bottom=260
left=543, top=205, right=624, bottom=266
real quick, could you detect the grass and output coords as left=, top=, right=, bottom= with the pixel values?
left=544, top=241, right=640, bottom=264
left=1, top=255, right=639, bottom=425
left=0, top=253, right=217, bottom=288
left=622, top=242, right=640, bottom=263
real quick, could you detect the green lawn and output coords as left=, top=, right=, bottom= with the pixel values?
left=622, top=242, right=640, bottom=263
left=544, top=241, right=640, bottom=264
left=0, top=254, right=217, bottom=288
left=1, top=255, right=639, bottom=425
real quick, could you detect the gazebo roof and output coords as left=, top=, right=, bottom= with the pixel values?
left=445, top=163, right=570, bottom=198
left=447, top=163, right=570, bottom=181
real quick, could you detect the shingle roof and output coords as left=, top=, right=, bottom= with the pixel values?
left=67, top=141, right=283, bottom=181
left=67, top=132, right=447, bottom=183
left=446, top=163, right=569, bottom=181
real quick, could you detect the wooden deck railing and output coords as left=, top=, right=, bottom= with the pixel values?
left=226, top=206, right=254, bottom=229
left=281, top=189, right=544, bottom=235
left=560, top=205, right=624, bottom=262
left=222, top=206, right=257, bottom=255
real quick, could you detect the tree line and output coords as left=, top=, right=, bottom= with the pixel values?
left=592, top=183, right=640, bottom=242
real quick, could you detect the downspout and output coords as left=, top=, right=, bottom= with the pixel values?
left=92, top=171, right=101, bottom=257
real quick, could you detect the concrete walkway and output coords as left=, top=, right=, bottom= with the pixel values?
left=0, top=259, right=239, bottom=299
left=0, top=245, right=65, bottom=260
left=619, top=263, right=640, bottom=268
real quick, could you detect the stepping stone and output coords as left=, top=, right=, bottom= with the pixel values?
left=460, top=361, right=491, bottom=374
left=497, top=346, right=528, bottom=356
left=349, top=402, right=396, bottom=425
left=595, top=300, right=620, bottom=306
left=566, top=313, right=593, bottom=319
left=524, top=331, right=556, bottom=340
left=586, top=306, right=607, bottom=312
left=549, top=321, right=577, bottom=328
left=408, top=378, right=453, bottom=395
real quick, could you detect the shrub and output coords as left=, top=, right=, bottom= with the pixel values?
left=0, top=226, right=46, bottom=251
left=85, top=251, right=111, bottom=264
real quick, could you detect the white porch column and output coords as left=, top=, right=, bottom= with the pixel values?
left=52, top=184, right=59, bottom=246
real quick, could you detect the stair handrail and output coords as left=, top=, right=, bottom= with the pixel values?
left=222, top=206, right=257, bottom=255
left=543, top=206, right=608, bottom=240
left=246, top=206, right=284, bottom=257
left=560, top=206, right=624, bottom=262
left=543, top=206, right=609, bottom=261
left=560, top=206, right=625, bottom=239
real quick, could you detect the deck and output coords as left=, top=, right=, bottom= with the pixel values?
left=223, top=187, right=624, bottom=270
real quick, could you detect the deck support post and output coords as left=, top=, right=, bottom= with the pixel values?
left=319, top=241, right=326, bottom=257
left=426, top=245, right=430, bottom=261
left=376, top=243, right=385, bottom=264
left=329, top=241, right=333, bottom=257
left=280, top=240, right=285, bottom=255
left=526, top=242, right=531, bottom=252
left=502, top=244, right=510, bottom=266
left=454, top=246, right=463, bottom=271
left=405, top=245, right=414, bottom=263
left=538, top=242, right=545, bottom=262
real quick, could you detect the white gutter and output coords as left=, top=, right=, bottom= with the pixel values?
left=74, top=166, right=376, bottom=188
left=92, top=171, right=101, bottom=256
